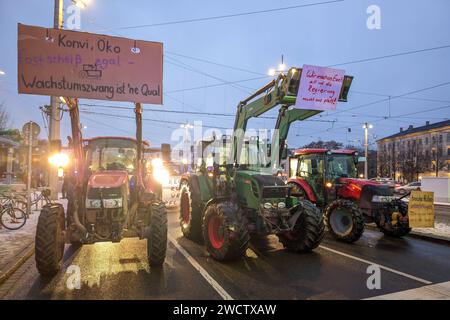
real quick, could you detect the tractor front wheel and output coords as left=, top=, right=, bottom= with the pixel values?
left=179, top=183, right=203, bottom=242
left=35, top=204, right=65, bottom=276
left=324, top=199, right=364, bottom=243
left=146, top=202, right=168, bottom=267
left=278, top=200, right=325, bottom=252
left=203, top=202, right=249, bottom=261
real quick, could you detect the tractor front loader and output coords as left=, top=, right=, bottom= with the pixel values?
left=35, top=99, right=168, bottom=276
left=267, top=70, right=410, bottom=242
left=179, top=68, right=331, bottom=261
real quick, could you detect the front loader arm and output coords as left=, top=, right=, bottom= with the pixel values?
left=271, top=107, right=322, bottom=168
left=231, top=73, right=297, bottom=164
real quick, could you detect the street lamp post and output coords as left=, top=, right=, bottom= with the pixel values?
left=267, top=54, right=286, bottom=76
left=48, top=0, right=64, bottom=200
left=48, top=0, right=90, bottom=199
left=363, top=123, right=373, bottom=179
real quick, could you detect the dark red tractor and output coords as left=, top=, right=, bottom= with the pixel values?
left=34, top=101, right=168, bottom=276
left=287, top=148, right=411, bottom=243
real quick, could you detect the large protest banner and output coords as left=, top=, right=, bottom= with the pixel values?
left=295, top=65, right=345, bottom=111
left=18, top=24, right=163, bottom=104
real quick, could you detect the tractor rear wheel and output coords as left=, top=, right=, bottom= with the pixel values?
left=35, top=204, right=65, bottom=276
left=146, top=202, right=167, bottom=267
left=203, top=202, right=249, bottom=261
left=324, top=199, right=364, bottom=243
left=179, top=183, right=203, bottom=242
left=278, top=200, right=325, bottom=252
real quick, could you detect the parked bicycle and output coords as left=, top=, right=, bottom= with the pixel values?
left=0, top=201, right=27, bottom=230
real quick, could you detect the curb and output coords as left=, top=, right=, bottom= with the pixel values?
left=408, top=231, right=450, bottom=245
left=0, top=243, right=35, bottom=286
left=365, top=224, right=450, bottom=245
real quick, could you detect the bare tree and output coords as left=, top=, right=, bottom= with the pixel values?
left=0, top=103, right=11, bottom=131
left=303, top=140, right=343, bottom=149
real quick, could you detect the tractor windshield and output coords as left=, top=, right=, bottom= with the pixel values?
left=86, top=138, right=137, bottom=174
left=327, top=154, right=357, bottom=179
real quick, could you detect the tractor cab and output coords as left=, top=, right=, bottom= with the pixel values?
left=289, top=149, right=358, bottom=206
left=81, top=137, right=156, bottom=242
left=288, top=148, right=410, bottom=242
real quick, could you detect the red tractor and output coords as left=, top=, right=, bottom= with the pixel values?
left=287, top=148, right=411, bottom=243
left=34, top=101, right=168, bottom=276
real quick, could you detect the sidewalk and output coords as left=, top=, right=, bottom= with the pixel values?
left=0, top=208, right=39, bottom=283
left=411, top=204, right=450, bottom=242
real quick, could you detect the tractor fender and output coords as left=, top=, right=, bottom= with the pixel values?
left=179, top=174, right=200, bottom=198
left=287, top=178, right=317, bottom=203
left=203, top=196, right=232, bottom=214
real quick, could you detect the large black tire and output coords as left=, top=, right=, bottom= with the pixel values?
left=35, top=204, right=65, bottom=276
left=278, top=200, right=325, bottom=252
left=146, top=202, right=168, bottom=267
left=179, top=183, right=203, bottom=242
left=324, top=199, right=364, bottom=243
left=203, top=202, right=249, bottom=261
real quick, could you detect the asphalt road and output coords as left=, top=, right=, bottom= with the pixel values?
left=1, top=207, right=450, bottom=300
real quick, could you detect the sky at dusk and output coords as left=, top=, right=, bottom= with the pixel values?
left=0, top=0, right=449, bottom=148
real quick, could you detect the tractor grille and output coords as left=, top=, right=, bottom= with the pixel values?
left=262, top=186, right=289, bottom=199
left=87, top=187, right=122, bottom=199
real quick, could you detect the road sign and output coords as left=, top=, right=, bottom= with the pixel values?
left=18, top=24, right=163, bottom=104
left=408, top=190, right=435, bottom=228
left=295, top=65, right=345, bottom=111
left=22, top=121, right=40, bottom=145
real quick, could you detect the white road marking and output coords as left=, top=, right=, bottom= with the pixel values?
left=366, top=281, right=450, bottom=300
left=319, top=245, right=432, bottom=285
left=168, top=235, right=234, bottom=300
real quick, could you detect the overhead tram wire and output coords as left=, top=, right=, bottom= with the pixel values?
left=328, top=44, right=450, bottom=68
left=165, top=56, right=255, bottom=94
left=99, top=1, right=345, bottom=31
left=78, top=103, right=343, bottom=123
left=165, top=51, right=266, bottom=76
left=296, top=103, right=450, bottom=138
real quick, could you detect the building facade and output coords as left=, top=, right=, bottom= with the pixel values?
left=376, top=120, right=450, bottom=183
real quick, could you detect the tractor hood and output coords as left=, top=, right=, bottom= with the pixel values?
left=88, top=170, right=129, bottom=188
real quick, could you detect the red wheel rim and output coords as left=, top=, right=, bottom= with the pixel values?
left=208, top=215, right=225, bottom=249
left=181, top=193, right=190, bottom=224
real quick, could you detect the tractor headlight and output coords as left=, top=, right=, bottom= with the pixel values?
left=86, top=199, right=101, bottom=208
left=103, top=198, right=123, bottom=208
left=153, top=168, right=170, bottom=185
left=277, top=202, right=286, bottom=209
left=151, top=157, right=170, bottom=185
left=264, top=202, right=272, bottom=209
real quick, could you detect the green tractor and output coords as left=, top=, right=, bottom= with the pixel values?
left=178, top=67, right=349, bottom=261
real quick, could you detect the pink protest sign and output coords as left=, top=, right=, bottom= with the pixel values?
left=295, top=65, right=345, bottom=111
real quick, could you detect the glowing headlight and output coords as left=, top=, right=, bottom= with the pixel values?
left=264, top=202, right=272, bottom=209
left=277, top=202, right=286, bottom=209
left=151, top=158, right=163, bottom=168
left=154, top=168, right=170, bottom=185
left=86, top=199, right=101, bottom=208
left=103, top=198, right=123, bottom=208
